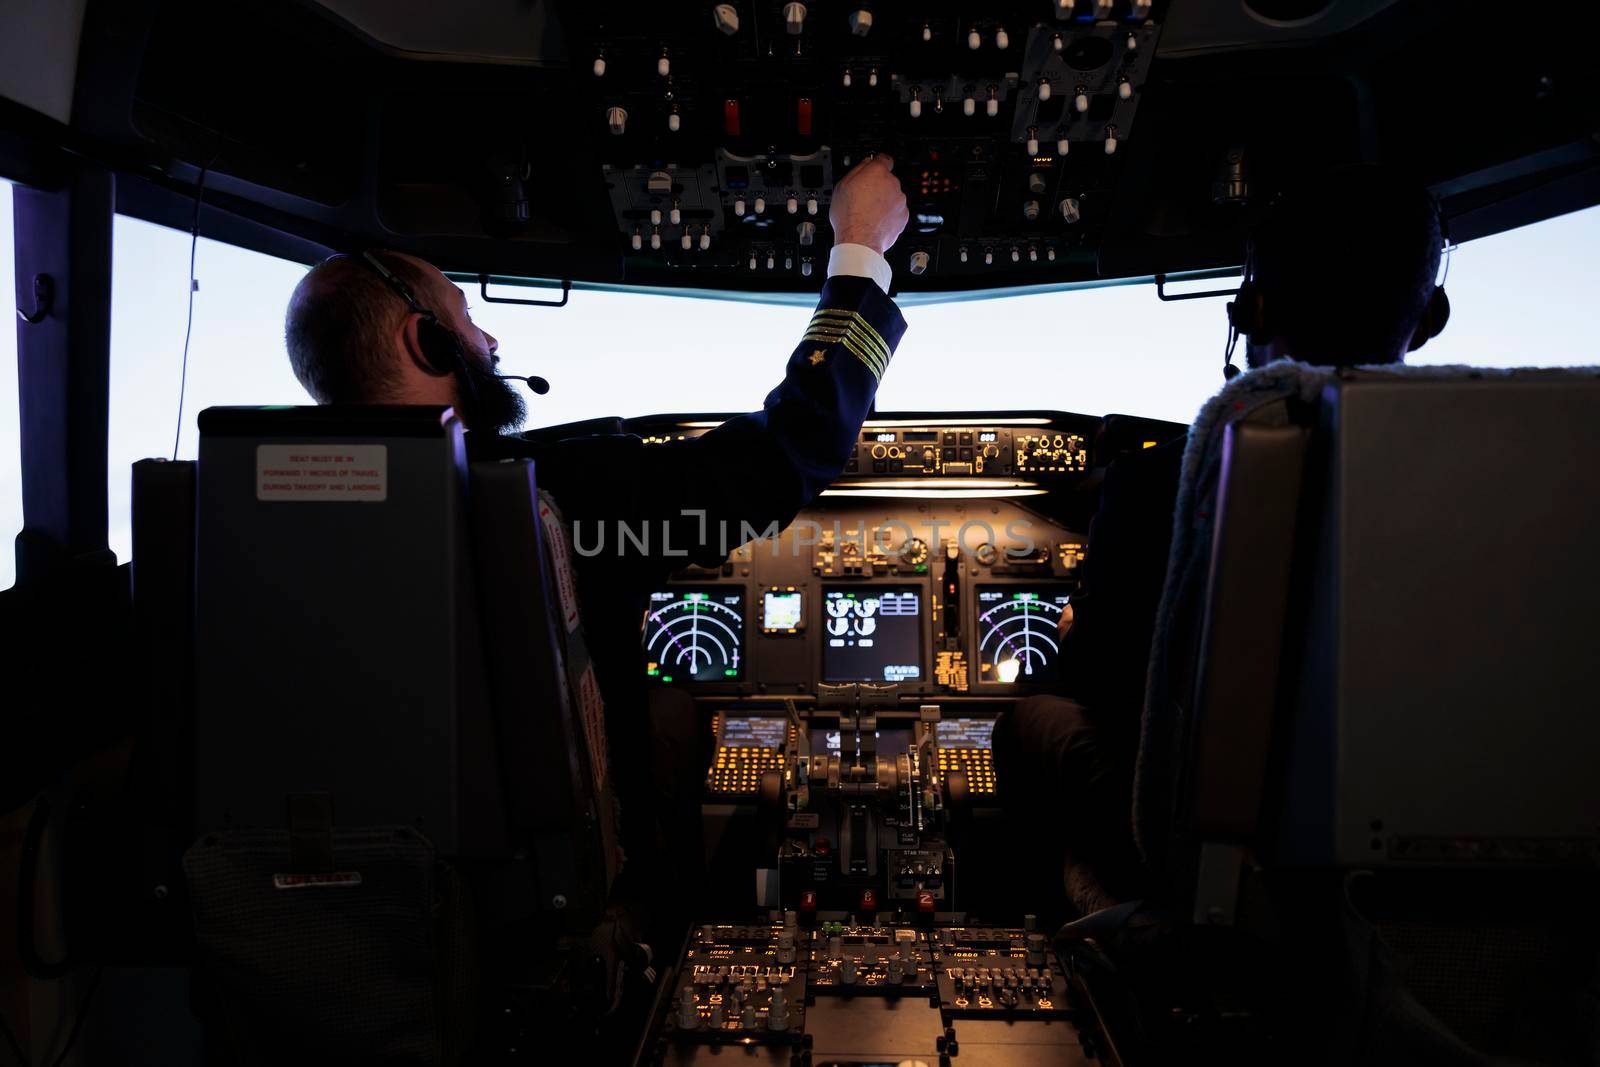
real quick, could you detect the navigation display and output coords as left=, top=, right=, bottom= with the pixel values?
left=976, top=586, right=1071, bottom=686
left=721, top=716, right=788, bottom=749
left=937, top=718, right=996, bottom=749
left=643, top=587, right=746, bottom=683
left=822, top=587, right=923, bottom=683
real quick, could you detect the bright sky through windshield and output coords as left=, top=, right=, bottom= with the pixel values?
left=2, top=182, right=1598, bottom=589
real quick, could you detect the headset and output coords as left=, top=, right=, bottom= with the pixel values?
left=340, top=250, right=550, bottom=394
left=1221, top=178, right=1451, bottom=381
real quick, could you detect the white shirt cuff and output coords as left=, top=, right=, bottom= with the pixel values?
left=827, top=243, right=893, bottom=294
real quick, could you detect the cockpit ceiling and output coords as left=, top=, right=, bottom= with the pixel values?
left=6, top=0, right=1599, bottom=296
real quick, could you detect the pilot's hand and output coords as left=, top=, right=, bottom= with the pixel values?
left=830, top=154, right=910, bottom=255
left=1057, top=602, right=1075, bottom=644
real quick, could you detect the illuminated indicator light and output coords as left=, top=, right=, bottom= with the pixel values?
left=1142, top=440, right=1158, bottom=449
left=1038, top=79, right=1052, bottom=101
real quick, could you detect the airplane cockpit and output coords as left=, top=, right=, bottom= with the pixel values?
left=3, top=2, right=1599, bottom=1065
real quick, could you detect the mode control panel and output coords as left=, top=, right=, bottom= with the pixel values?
left=842, top=423, right=1092, bottom=479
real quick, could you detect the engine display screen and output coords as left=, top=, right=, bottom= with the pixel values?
left=762, top=589, right=804, bottom=632
left=721, top=716, right=788, bottom=749
left=976, top=587, right=1071, bottom=686
left=822, top=587, right=923, bottom=683
left=937, top=718, right=996, bottom=749
left=643, top=587, right=745, bottom=683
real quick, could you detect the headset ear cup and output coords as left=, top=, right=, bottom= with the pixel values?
left=1430, top=286, right=1450, bottom=338
left=415, top=316, right=463, bottom=376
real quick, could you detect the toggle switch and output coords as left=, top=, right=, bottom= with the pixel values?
left=922, top=23, right=932, bottom=42
left=754, top=196, right=766, bottom=214
left=650, top=208, right=662, bottom=225
left=700, top=231, right=711, bottom=250
left=681, top=233, right=692, bottom=250
left=983, top=247, right=994, bottom=265
left=787, top=195, right=799, bottom=214
left=1052, top=32, right=1064, bottom=52
left=667, top=110, right=681, bottom=132
left=842, top=69, right=852, bottom=87
left=958, top=246, right=969, bottom=263
left=995, top=26, right=1010, bottom=49
left=1047, top=246, right=1057, bottom=261
left=766, top=252, right=776, bottom=269
left=909, top=91, right=922, bottom=118
left=1038, top=78, right=1052, bottom=101
left=1075, top=90, right=1090, bottom=113
left=868, top=69, right=879, bottom=87
left=986, top=86, right=1000, bottom=117
left=1057, top=137, right=1071, bottom=156
left=669, top=202, right=681, bottom=225
left=1011, top=246, right=1021, bottom=263
left=807, top=196, right=818, bottom=215
left=593, top=54, right=606, bottom=77
left=1026, top=127, right=1040, bottom=155
left=800, top=257, right=813, bottom=276
left=650, top=227, right=662, bottom=250
left=963, top=90, right=976, bottom=116
left=748, top=254, right=758, bottom=270
left=630, top=228, right=642, bottom=251
left=1029, top=245, right=1039, bottom=262
left=967, top=27, right=981, bottom=50
left=734, top=197, right=746, bottom=217
left=1104, top=127, right=1119, bottom=154
left=1119, top=78, right=1132, bottom=100
left=657, top=51, right=670, bottom=77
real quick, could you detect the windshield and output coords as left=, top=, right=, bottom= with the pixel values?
left=1, top=199, right=1598, bottom=591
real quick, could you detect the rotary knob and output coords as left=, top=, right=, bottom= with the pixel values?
left=784, top=2, right=807, bottom=34
left=606, top=106, right=627, bottom=135
left=712, top=3, right=740, bottom=34
left=908, top=250, right=931, bottom=275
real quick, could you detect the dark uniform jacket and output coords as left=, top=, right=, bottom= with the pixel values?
left=471, top=275, right=907, bottom=838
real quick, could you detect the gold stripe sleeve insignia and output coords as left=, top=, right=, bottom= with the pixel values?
left=800, top=309, right=893, bottom=381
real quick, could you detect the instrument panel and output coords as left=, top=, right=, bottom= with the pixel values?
left=634, top=415, right=1110, bottom=700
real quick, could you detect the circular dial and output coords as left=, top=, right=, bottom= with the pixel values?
left=978, top=593, right=1065, bottom=683
left=902, top=537, right=929, bottom=567
left=644, top=592, right=743, bottom=681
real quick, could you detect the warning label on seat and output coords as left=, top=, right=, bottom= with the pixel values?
left=257, top=444, right=388, bottom=501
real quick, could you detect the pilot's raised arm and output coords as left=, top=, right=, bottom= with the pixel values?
left=540, top=154, right=912, bottom=584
